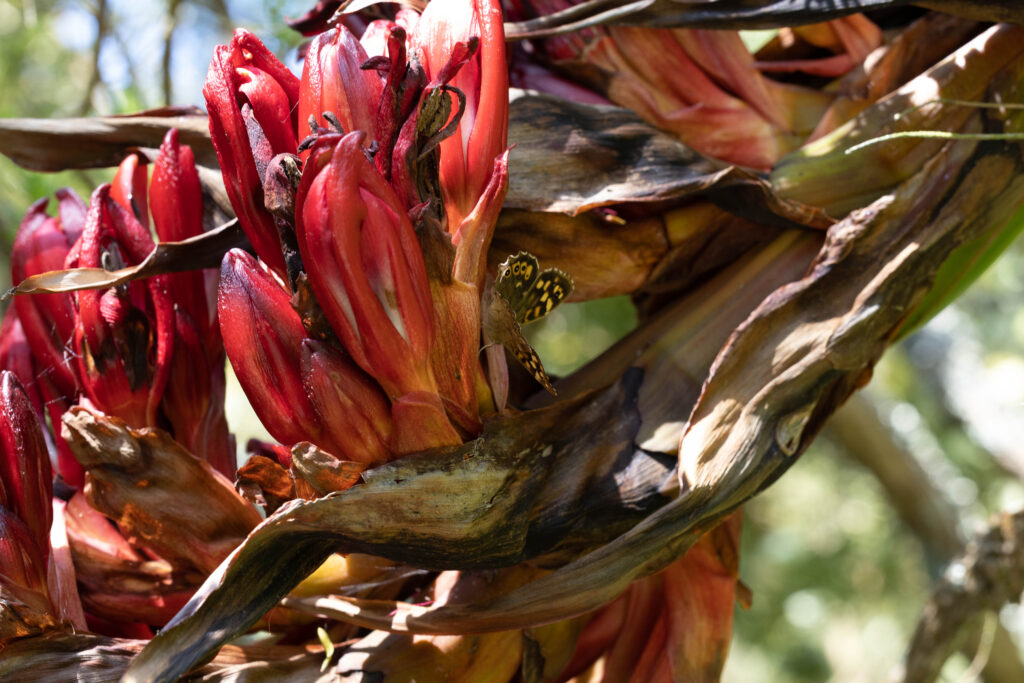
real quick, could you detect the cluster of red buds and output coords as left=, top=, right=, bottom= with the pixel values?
left=206, top=0, right=509, bottom=464
left=5, top=130, right=234, bottom=484
left=1, top=129, right=235, bottom=635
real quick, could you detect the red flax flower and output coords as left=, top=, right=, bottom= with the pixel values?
left=296, top=132, right=461, bottom=453
left=297, top=26, right=382, bottom=152
left=218, top=249, right=393, bottom=465
left=6, top=130, right=234, bottom=481
left=415, top=0, right=509, bottom=252
left=66, top=184, right=175, bottom=431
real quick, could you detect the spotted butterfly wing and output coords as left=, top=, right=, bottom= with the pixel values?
left=485, top=252, right=573, bottom=395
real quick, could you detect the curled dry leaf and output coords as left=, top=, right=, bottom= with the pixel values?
left=506, top=91, right=832, bottom=229
left=235, top=455, right=296, bottom=514
left=290, top=443, right=368, bottom=496
left=503, top=0, right=1023, bottom=39
left=2, top=220, right=246, bottom=301
left=61, top=407, right=262, bottom=575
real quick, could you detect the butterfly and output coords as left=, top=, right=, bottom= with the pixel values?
left=483, top=252, right=573, bottom=394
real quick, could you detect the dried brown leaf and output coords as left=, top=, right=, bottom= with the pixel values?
left=61, top=408, right=262, bottom=575
left=0, top=108, right=215, bottom=171
left=506, top=92, right=832, bottom=229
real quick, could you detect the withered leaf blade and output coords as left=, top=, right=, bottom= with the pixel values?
left=2, top=220, right=245, bottom=301
left=504, top=0, right=1021, bottom=38
left=0, top=633, right=144, bottom=681
left=125, top=373, right=673, bottom=683
left=506, top=92, right=831, bottom=229
left=0, top=107, right=216, bottom=171
left=0, top=631, right=338, bottom=681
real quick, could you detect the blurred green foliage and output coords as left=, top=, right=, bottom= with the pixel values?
left=0, top=0, right=104, bottom=264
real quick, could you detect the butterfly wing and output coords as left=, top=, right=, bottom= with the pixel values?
left=486, top=252, right=574, bottom=395
left=515, top=268, right=574, bottom=324
left=483, top=292, right=556, bottom=395
left=495, top=252, right=540, bottom=307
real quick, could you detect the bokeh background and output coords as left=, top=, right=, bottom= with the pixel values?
left=4, top=2, right=1024, bottom=680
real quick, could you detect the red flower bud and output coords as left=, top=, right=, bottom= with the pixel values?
left=218, top=249, right=318, bottom=449
left=220, top=249, right=399, bottom=463
left=149, top=130, right=235, bottom=476
left=69, top=186, right=175, bottom=428
left=295, top=132, right=438, bottom=399
left=150, top=128, right=211, bottom=335
left=415, top=0, right=509, bottom=239
left=11, top=191, right=86, bottom=400
left=0, top=371, right=54, bottom=580
left=110, top=153, right=150, bottom=228
left=295, top=134, right=462, bottom=452
left=298, top=26, right=383, bottom=151
left=204, top=29, right=301, bottom=275
left=300, top=340, right=392, bottom=466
